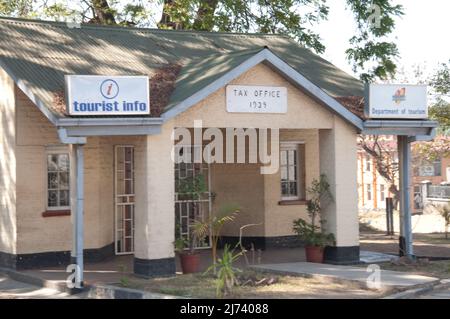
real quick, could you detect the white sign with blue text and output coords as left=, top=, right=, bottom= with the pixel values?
left=65, top=75, right=150, bottom=116
left=226, top=85, right=287, bottom=113
left=366, top=84, right=428, bottom=119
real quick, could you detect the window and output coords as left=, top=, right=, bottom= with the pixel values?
left=415, top=158, right=442, bottom=177
left=47, top=149, right=70, bottom=209
left=280, top=143, right=305, bottom=200
left=365, top=155, right=371, bottom=172
left=380, top=184, right=385, bottom=202
left=366, top=184, right=372, bottom=201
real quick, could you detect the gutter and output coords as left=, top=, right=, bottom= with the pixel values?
left=362, top=120, right=439, bottom=138
left=363, top=120, right=439, bottom=128
left=55, top=117, right=164, bottom=140
left=56, top=117, right=164, bottom=126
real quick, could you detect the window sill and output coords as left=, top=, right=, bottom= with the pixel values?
left=278, top=200, right=307, bottom=206
left=42, top=210, right=71, bottom=217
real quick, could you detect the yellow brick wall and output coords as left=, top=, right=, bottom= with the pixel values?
left=0, top=68, right=17, bottom=255
left=14, top=86, right=144, bottom=254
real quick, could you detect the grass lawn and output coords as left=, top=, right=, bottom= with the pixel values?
left=117, top=270, right=388, bottom=299
left=376, top=260, right=450, bottom=279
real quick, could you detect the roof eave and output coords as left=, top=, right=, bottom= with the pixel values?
left=56, top=117, right=164, bottom=137
left=0, top=58, right=59, bottom=125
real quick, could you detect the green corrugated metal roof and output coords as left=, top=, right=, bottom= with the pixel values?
left=166, top=48, right=263, bottom=111
left=0, top=17, right=364, bottom=118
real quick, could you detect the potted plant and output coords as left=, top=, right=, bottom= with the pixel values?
left=292, top=219, right=334, bottom=263
left=174, top=173, right=208, bottom=274
left=292, top=175, right=335, bottom=263
left=175, top=235, right=202, bottom=274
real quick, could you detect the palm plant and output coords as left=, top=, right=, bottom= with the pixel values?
left=192, top=204, right=239, bottom=273
left=206, top=244, right=242, bottom=298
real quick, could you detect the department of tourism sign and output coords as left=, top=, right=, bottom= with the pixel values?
left=65, top=75, right=149, bottom=116
left=226, top=85, right=287, bottom=113
left=366, top=84, right=428, bottom=119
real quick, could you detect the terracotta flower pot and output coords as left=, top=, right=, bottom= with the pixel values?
left=305, top=246, right=324, bottom=263
left=179, top=252, right=201, bottom=274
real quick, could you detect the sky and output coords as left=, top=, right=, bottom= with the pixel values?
left=317, top=0, right=450, bottom=81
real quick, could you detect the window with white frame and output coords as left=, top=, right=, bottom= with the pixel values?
left=380, top=184, right=386, bottom=202
left=365, top=155, right=371, bottom=172
left=280, top=143, right=305, bottom=200
left=47, top=147, right=70, bottom=209
left=366, top=184, right=372, bottom=201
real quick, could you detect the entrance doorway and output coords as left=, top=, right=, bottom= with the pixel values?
left=175, top=145, right=212, bottom=249
left=114, top=145, right=135, bottom=255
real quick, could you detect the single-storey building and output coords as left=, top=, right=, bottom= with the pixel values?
left=0, top=17, right=437, bottom=279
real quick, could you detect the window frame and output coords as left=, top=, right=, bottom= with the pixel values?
left=380, top=184, right=386, bottom=202
left=365, top=155, right=371, bottom=172
left=46, top=146, right=70, bottom=211
left=280, top=142, right=305, bottom=201
left=366, top=183, right=372, bottom=201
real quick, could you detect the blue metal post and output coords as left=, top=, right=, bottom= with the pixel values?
left=74, top=144, right=84, bottom=287
left=398, top=136, right=414, bottom=258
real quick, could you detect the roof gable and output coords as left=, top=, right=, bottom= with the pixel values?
left=163, top=48, right=363, bottom=130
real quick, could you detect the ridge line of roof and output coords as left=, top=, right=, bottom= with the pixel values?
left=0, top=16, right=292, bottom=38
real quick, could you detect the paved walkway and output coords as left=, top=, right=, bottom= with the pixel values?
left=0, top=274, right=85, bottom=299
left=252, top=262, right=438, bottom=288
left=420, top=287, right=450, bottom=299
left=360, top=250, right=398, bottom=263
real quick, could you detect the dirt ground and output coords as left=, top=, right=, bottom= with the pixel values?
left=376, top=260, right=450, bottom=279
left=360, top=223, right=450, bottom=258
left=118, top=270, right=387, bottom=299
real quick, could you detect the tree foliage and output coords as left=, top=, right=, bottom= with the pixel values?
left=345, top=0, right=403, bottom=82
left=429, top=60, right=450, bottom=133
left=413, top=60, right=450, bottom=162
left=0, top=0, right=403, bottom=81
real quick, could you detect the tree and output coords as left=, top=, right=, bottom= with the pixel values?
left=429, top=60, right=450, bottom=133
left=413, top=60, right=450, bottom=162
left=0, top=0, right=404, bottom=82
left=345, top=0, right=403, bottom=82
left=358, top=135, right=400, bottom=207
left=0, top=0, right=152, bottom=26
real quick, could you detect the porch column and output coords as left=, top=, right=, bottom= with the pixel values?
left=398, top=136, right=414, bottom=258
left=319, top=118, right=360, bottom=264
left=69, top=143, right=85, bottom=288
left=134, top=123, right=176, bottom=277
left=420, top=180, right=431, bottom=209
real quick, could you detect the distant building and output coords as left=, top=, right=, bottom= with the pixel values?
left=358, top=135, right=450, bottom=213
left=357, top=136, right=397, bottom=211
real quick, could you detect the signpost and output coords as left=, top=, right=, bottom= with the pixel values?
left=366, top=84, right=428, bottom=119
left=367, top=83, right=429, bottom=260
left=226, top=85, right=287, bottom=113
left=65, top=75, right=150, bottom=116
